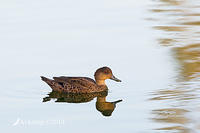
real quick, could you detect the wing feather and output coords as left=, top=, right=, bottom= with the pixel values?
left=53, top=76, right=97, bottom=89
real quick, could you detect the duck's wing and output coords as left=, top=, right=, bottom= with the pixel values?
left=42, top=76, right=105, bottom=93
left=53, top=76, right=97, bottom=88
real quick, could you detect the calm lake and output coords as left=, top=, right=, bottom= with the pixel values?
left=0, top=0, right=200, bottom=132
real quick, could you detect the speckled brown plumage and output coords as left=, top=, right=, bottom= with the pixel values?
left=41, top=76, right=107, bottom=93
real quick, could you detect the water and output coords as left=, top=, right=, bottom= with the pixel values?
left=147, top=0, right=200, bottom=132
left=0, top=0, right=199, bottom=132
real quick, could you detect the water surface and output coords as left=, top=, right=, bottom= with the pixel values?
left=0, top=0, right=199, bottom=133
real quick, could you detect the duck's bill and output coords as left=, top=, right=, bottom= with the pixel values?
left=110, top=75, right=122, bottom=82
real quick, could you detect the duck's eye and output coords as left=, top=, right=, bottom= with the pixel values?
left=104, top=70, right=109, bottom=74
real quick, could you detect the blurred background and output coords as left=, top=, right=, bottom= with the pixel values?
left=0, top=0, right=199, bottom=133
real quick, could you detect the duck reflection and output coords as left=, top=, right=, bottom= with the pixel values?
left=96, top=96, right=122, bottom=117
left=43, top=91, right=122, bottom=117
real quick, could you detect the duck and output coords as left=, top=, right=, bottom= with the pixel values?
left=41, top=66, right=121, bottom=93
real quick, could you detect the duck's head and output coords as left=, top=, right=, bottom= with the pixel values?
left=94, top=67, right=121, bottom=85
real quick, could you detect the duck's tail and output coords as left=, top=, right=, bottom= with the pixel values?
left=41, top=76, right=54, bottom=86
left=41, top=76, right=63, bottom=92
left=41, top=76, right=49, bottom=82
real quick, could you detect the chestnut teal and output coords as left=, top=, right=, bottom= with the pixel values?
left=41, top=66, right=121, bottom=93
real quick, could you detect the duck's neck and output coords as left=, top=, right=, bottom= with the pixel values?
left=95, top=80, right=106, bottom=86
left=97, top=96, right=106, bottom=102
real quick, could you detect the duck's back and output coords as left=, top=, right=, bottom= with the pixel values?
left=53, top=76, right=96, bottom=84
left=41, top=76, right=106, bottom=93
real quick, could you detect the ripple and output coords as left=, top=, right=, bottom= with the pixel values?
left=147, top=0, right=200, bottom=132
left=181, top=21, right=200, bottom=26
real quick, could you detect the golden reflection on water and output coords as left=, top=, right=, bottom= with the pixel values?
left=43, top=91, right=122, bottom=117
left=148, top=0, right=200, bottom=132
left=174, top=43, right=200, bottom=80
